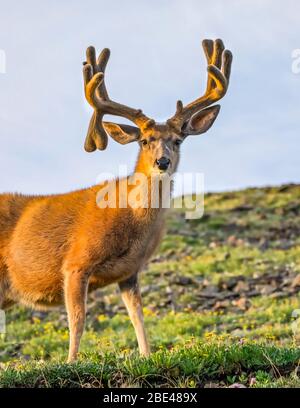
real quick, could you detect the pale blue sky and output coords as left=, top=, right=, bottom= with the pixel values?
left=0, top=0, right=299, bottom=194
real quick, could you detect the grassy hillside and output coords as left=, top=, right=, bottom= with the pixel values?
left=0, top=184, right=300, bottom=388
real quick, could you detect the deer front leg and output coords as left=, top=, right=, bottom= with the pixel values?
left=64, top=269, right=89, bottom=363
left=119, top=274, right=150, bottom=357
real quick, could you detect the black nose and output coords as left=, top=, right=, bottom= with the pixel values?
left=156, top=157, right=170, bottom=170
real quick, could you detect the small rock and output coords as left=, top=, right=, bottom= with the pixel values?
left=229, top=383, right=247, bottom=388
left=213, top=300, right=230, bottom=310
left=223, top=277, right=240, bottom=290
left=255, top=284, right=276, bottom=295
left=141, top=285, right=152, bottom=295
left=31, top=310, right=48, bottom=321
left=236, top=238, right=246, bottom=247
left=234, top=280, right=250, bottom=293
left=246, top=289, right=260, bottom=297
left=259, top=239, right=269, bottom=251
left=174, top=276, right=193, bottom=286
left=204, top=382, right=220, bottom=388
left=227, top=235, right=237, bottom=246
left=199, top=285, right=219, bottom=298
left=269, top=292, right=287, bottom=299
left=232, top=297, right=250, bottom=311
left=231, top=328, right=245, bottom=337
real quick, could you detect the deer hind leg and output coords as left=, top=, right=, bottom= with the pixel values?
left=64, top=269, right=89, bottom=363
left=119, top=274, right=150, bottom=357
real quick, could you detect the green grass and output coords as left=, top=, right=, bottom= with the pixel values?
left=1, top=341, right=299, bottom=388
left=0, top=184, right=300, bottom=387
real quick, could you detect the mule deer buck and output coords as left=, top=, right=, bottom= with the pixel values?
left=0, top=39, right=232, bottom=362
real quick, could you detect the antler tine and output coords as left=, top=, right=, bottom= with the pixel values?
left=203, top=39, right=224, bottom=89
left=83, top=61, right=108, bottom=151
left=167, top=39, right=232, bottom=131
left=96, top=48, right=110, bottom=100
left=83, top=46, right=154, bottom=152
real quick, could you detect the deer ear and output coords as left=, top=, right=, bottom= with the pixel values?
left=182, top=105, right=221, bottom=136
left=103, top=122, right=141, bottom=145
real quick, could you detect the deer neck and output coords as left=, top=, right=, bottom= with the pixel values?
left=129, top=150, right=174, bottom=220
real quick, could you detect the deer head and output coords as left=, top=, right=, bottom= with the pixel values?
left=83, top=39, right=232, bottom=176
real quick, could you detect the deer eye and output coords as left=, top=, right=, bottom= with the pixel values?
left=141, top=139, right=148, bottom=146
left=174, top=139, right=182, bottom=146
